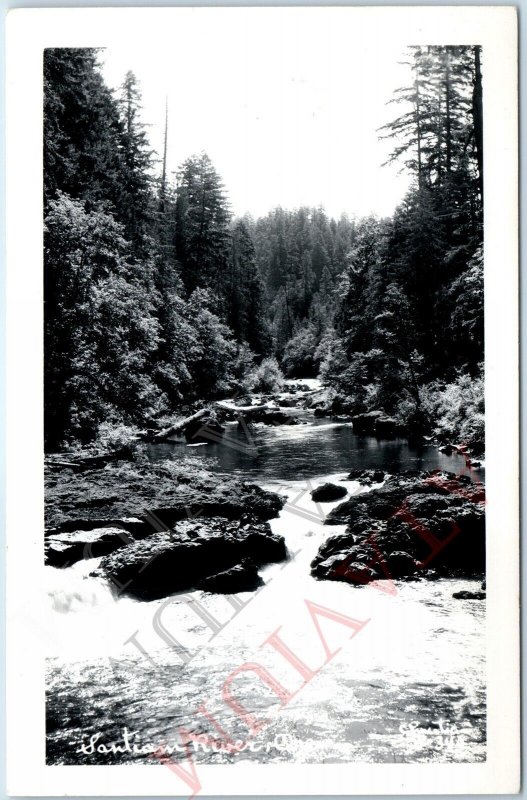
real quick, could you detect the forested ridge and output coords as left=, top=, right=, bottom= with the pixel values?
left=44, top=46, right=484, bottom=453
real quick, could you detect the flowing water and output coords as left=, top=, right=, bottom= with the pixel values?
left=145, top=418, right=481, bottom=484
left=46, top=383, right=486, bottom=765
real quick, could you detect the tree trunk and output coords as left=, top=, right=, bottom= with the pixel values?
left=415, top=67, right=424, bottom=190
left=472, top=46, right=484, bottom=205
left=153, top=408, right=209, bottom=441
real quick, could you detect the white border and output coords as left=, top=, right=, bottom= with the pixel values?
left=6, top=6, right=519, bottom=796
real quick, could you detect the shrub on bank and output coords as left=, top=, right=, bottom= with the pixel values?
left=421, top=368, right=485, bottom=454
left=247, top=357, right=285, bottom=394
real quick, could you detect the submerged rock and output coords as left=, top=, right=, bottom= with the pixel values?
left=311, top=483, right=348, bottom=502
left=95, top=518, right=286, bottom=601
left=311, top=470, right=485, bottom=585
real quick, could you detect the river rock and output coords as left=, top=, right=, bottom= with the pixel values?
left=452, top=590, right=486, bottom=600
left=46, top=525, right=141, bottom=568
left=46, top=516, right=149, bottom=536
left=347, top=468, right=386, bottom=486
left=311, top=483, right=348, bottom=502
left=278, top=396, right=303, bottom=408
left=331, top=562, right=378, bottom=585
left=351, top=411, right=406, bottom=438
left=245, top=407, right=298, bottom=425
left=95, top=518, right=286, bottom=600
left=311, top=553, right=351, bottom=579
left=217, top=402, right=298, bottom=426
left=45, top=460, right=285, bottom=530
left=350, top=411, right=384, bottom=435
left=386, top=550, right=421, bottom=577
left=311, top=470, right=485, bottom=585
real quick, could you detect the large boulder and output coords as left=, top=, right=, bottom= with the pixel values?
left=311, top=483, right=348, bottom=502
left=95, top=518, right=287, bottom=600
left=311, top=470, right=485, bottom=585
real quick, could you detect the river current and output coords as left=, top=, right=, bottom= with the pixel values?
left=46, top=382, right=486, bottom=765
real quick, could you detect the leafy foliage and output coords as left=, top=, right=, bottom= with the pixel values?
left=246, top=357, right=285, bottom=394
left=44, top=193, right=163, bottom=445
left=421, top=370, right=485, bottom=455
left=282, top=323, right=319, bottom=377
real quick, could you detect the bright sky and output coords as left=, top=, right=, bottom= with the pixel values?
left=100, top=10, right=412, bottom=220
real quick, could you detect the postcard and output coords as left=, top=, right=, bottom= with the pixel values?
left=5, top=6, right=519, bottom=796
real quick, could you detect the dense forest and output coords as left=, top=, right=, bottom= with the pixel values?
left=44, top=46, right=484, bottom=453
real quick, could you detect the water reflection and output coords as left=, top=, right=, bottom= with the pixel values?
left=145, top=420, right=483, bottom=483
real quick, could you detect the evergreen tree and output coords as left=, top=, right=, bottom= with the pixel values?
left=116, top=71, right=154, bottom=256
left=228, top=221, right=272, bottom=355
left=175, top=152, right=231, bottom=297
left=44, top=48, right=125, bottom=213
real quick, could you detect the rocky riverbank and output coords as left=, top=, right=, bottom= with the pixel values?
left=311, top=469, right=485, bottom=587
left=45, top=458, right=288, bottom=596
left=45, top=381, right=485, bottom=600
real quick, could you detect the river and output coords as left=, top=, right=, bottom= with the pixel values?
left=45, top=382, right=486, bottom=765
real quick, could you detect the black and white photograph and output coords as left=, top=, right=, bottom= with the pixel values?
left=5, top=6, right=519, bottom=796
